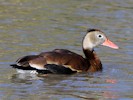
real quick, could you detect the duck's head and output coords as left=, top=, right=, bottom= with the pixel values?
left=83, top=29, right=119, bottom=51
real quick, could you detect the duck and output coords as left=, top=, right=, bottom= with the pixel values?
left=11, top=29, right=119, bottom=74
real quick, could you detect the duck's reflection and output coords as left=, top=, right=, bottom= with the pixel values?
left=11, top=73, right=119, bottom=100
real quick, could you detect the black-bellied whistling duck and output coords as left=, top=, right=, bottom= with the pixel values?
left=11, top=29, right=119, bottom=74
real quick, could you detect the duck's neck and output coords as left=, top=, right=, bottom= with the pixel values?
left=83, top=48, right=102, bottom=72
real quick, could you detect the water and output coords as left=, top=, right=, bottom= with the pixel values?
left=0, top=0, right=133, bottom=100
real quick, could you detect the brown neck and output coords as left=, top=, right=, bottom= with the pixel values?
left=83, top=48, right=94, bottom=59
left=83, top=48, right=102, bottom=72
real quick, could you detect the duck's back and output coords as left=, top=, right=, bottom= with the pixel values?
left=39, top=49, right=89, bottom=72
left=11, top=49, right=90, bottom=74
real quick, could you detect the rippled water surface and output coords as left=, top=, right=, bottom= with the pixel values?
left=0, top=0, right=133, bottom=100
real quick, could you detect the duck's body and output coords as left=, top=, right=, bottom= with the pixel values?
left=11, top=29, right=118, bottom=74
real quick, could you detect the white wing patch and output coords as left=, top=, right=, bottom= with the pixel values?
left=29, top=63, right=46, bottom=70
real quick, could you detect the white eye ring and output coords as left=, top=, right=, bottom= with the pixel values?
left=97, top=34, right=103, bottom=39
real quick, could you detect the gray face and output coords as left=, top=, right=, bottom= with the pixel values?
left=92, top=31, right=106, bottom=47
left=83, top=30, right=107, bottom=50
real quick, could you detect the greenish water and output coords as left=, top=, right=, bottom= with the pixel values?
left=0, top=0, right=133, bottom=100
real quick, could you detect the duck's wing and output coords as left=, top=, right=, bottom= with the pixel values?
left=11, top=49, right=88, bottom=74
left=10, top=55, right=45, bottom=70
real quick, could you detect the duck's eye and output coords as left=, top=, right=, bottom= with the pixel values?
left=97, top=34, right=103, bottom=38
